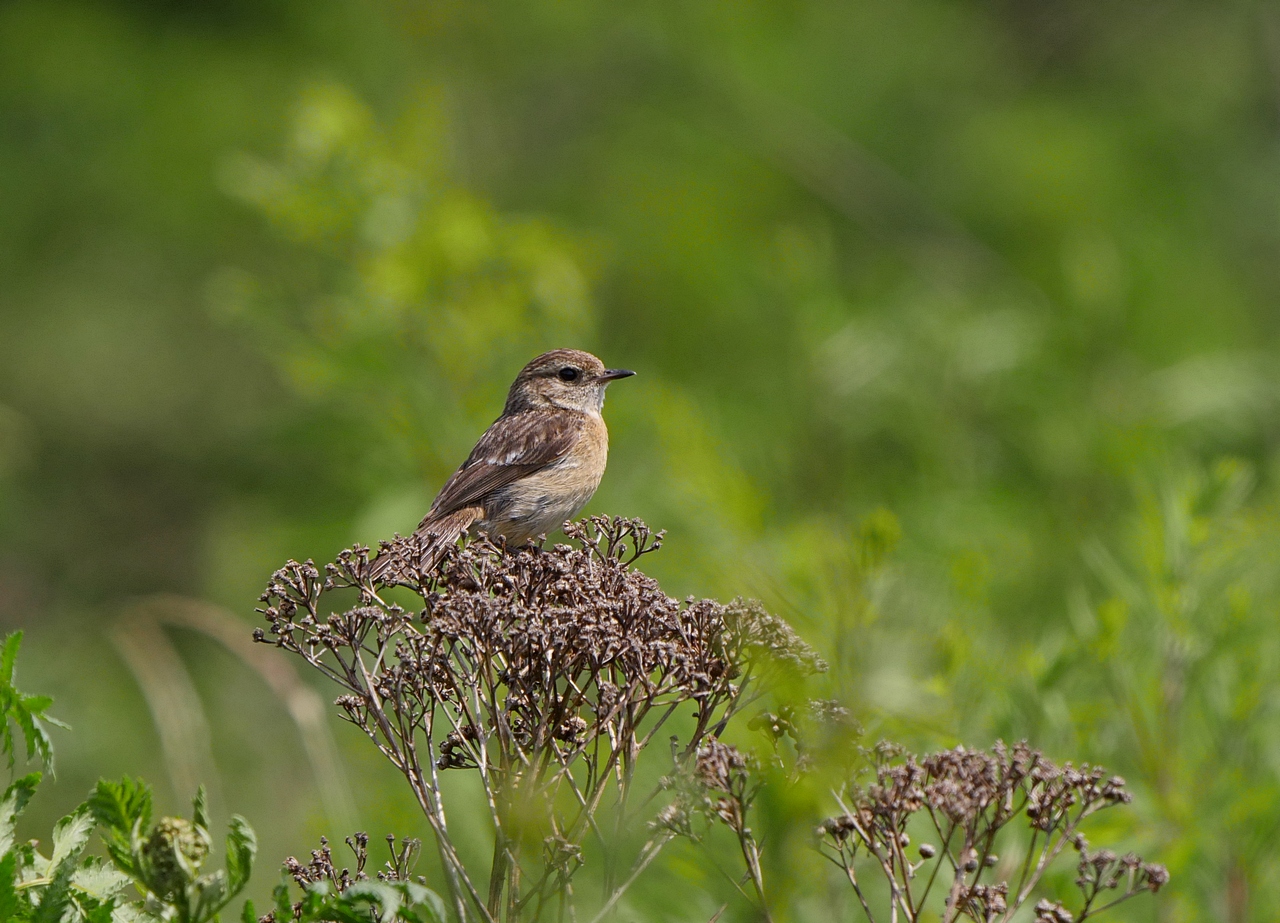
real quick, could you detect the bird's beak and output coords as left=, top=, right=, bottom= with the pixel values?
left=598, top=368, right=636, bottom=382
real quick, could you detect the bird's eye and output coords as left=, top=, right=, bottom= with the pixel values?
left=557, top=367, right=580, bottom=382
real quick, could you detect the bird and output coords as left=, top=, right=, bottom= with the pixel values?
left=371, top=348, right=634, bottom=579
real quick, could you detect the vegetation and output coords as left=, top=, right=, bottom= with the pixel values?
left=3, top=1, right=1279, bottom=920
left=0, top=538, right=1169, bottom=922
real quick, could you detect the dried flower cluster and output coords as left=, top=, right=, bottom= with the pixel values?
left=281, top=833, right=424, bottom=893
left=256, top=516, right=821, bottom=923
left=817, top=741, right=1167, bottom=923
left=262, top=833, right=437, bottom=923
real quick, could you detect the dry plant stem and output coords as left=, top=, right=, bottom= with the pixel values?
left=357, top=641, right=485, bottom=923
left=739, top=833, right=774, bottom=923
left=585, top=833, right=673, bottom=923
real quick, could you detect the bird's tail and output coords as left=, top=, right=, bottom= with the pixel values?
left=369, top=507, right=482, bottom=582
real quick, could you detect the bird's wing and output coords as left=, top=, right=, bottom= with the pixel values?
left=426, top=409, right=581, bottom=518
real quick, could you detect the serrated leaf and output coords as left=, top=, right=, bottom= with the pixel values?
left=1, top=633, right=21, bottom=685
left=85, top=899, right=118, bottom=923
left=239, top=899, right=255, bottom=923
left=88, top=778, right=151, bottom=877
left=0, top=852, right=19, bottom=922
left=112, top=903, right=160, bottom=923
left=192, top=787, right=210, bottom=836
left=49, top=810, right=95, bottom=871
left=72, top=858, right=133, bottom=901
left=0, top=773, right=41, bottom=859
left=224, top=815, right=256, bottom=897
left=32, top=825, right=88, bottom=923
left=0, top=633, right=62, bottom=773
left=12, top=706, right=53, bottom=770
left=88, top=778, right=152, bottom=835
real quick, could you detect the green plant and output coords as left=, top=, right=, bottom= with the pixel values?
left=262, top=833, right=446, bottom=923
left=256, top=518, right=1175, bottom=923
left=0, top=631, right=260, bottom=923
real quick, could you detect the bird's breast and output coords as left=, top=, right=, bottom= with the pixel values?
left=480, top=415, right=609, bottom=543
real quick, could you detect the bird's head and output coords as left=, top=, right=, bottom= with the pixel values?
left=504, top=349, right=635, bottom=415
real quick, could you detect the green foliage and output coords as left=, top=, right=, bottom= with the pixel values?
left=88, top=781, right=257, bottom=923
left=88, top=777, right=154, bottom=879
left=263, top=878, right=448, bottom=923
left=0, top=754, right=249, bottom=922
left=0, top=727, right=132, bottom=923
left=0, top=640, right=259, bottom=923
left=1048, top=463, right=1280, bottom=919
left=4, top=3, right=1280, bottom=920
left=0, top=632, right=64, bottom=774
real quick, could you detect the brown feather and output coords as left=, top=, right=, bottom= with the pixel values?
left=368, top=506, right=482, bottom=580
left=424, top=409, right=582, bottom=521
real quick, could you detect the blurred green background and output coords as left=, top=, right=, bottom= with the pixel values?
left=3, top=0, right=1280, bottom=920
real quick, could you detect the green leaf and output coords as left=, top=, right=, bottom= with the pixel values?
left=192, top=786, right=210, bottom=836
left=88, top=778, right=152, bottom=835
left=414, top=885, right=448, bottom=923
left=112, top=903, right=160, bottom=923
left=0, top=851, right=19, bottom=922
left=86, top=778, right=151, bottom=834
left=72, top=857, right=133, bottom=902
left=344, top=882, right=403, bottom=923
left=50, top=810, right=95, bottom=870
left=88, top=778, right=151, bottom=876
left=0, top=633, right=61, bottom=773
left=85, top=900, right=118, bottom=923
left=33, top=813, right=92, bottom=923
left=224, top=815, right=256, bottom=897
left=271, top=880, right=293, bottom=919
left=1, top=633, right=21, bottom=686
left=0, top=773, right=41, bottom=859
left=239, top=899, right=256, bottom=923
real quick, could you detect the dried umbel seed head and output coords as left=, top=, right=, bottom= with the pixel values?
left=653, top=803, right=693, bottom=838
left=823, top=740, right=1167, bottom=921
left=555, top=715, right=589, bottom=743
left=257, top=516, right=817, bottom=910
left=437, top=725, right=482, bottom=770
left=1144, top=864, right=1170, bottom=891
left=962, top=883, right=1008, bottom=917
left=695, top=739, right=749, bottom=793
left=258, top=517, right=820, bottom=778
left=818, top=814, right=858, bottom=846
left=1034, top=899, right=1075, bottom=923
left=275, top=831, right=423, bottom=908
left=140, top=817, right=211, bottom=898
left=721, top=599, right=827, bottom=675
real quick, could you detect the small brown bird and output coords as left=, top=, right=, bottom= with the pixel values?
left=372, top=349, right=634, bottom=577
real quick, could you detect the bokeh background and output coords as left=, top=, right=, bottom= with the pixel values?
left=3, top=1, right=1280, bottom=920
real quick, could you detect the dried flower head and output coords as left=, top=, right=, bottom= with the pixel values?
left=257, top=516, right=816, bottom=922
left=817, top=741, right=1167, bottom=923
left=264, top=833, right=427, bottom=923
